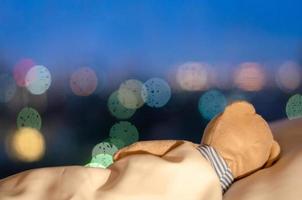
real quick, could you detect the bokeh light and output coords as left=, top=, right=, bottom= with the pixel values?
left=13, top=58, right=35, bottom=87
left=7, top=127, right=45, bottom=162
left=234, top=62, right=266, bottom=91
left=276, top=61, right=301, bottom=92
left=117, top=79, right=144, bottom=109
left=85, top=162, right=104, bottom=168
left=103, top=137, right=125, bottom=149
left=109, top=121, right=139, bottom=146
left=0, top=73, right=17, bottom=103
left=87, top=153, right=113, bottom=168
left=286, top=94, right=302, bottom=120
left=25, top=65, right=52, bottom=95
left=176, top=62, right=209, bottom=91
left=198, top=90, right=227, bottom=120
left=141, top=78, right=171, bottom=108
left=108, top=91, right=136, bottom=119
left=70, top=67, right=98, bottom=96
left=17, top=107, right=42, bottom=130
left=91, top=142, right=118, bottom=157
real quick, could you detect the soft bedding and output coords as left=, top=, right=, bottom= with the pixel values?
left=0, top=119, right=301, bottom=200
left=224, top=118, right=302, bottom=200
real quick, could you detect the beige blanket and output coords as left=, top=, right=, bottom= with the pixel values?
left=0, top=141, right=222, bottom=200
left=0, top=119, right=301, bottom=200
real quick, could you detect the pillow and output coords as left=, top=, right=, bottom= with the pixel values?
left=224, top=119, right=302, bottom=200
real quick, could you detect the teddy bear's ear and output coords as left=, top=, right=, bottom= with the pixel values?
left=224, top=101, right=256, bottom=115
left=264, top=140, right=281, bottom=167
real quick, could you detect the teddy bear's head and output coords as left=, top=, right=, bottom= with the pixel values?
left=201, top=101, right=280, bottom=179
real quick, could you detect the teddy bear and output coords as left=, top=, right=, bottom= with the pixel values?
left=114, top=101, right=281, bottom=192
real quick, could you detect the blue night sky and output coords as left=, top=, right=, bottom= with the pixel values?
left=0, top=0, right=302, bottom=72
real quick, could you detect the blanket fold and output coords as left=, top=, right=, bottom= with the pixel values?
left=0, top=141, right=222, bottom=200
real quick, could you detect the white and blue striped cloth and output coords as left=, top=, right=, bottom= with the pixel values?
left=197, top=145, right=234, bottom=193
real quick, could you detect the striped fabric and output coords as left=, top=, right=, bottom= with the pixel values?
left=197, top=145, right=234, bottom=193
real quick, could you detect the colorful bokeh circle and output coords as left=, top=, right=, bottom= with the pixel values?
left=85, top=162, right=104, bottom=168
left=117, top=79, right=144, bottom=109
left=234, top=62, right=266, bottom=92
left=108, top=91, right=136, bottom=119
left=276, top=61, right=301, bottom=92
left=198, top=90, right=227, bottom=120
left=89, top=153, right=114, bottom=168
left=103, top=137, right=125, bottom=149
left=141, top=78, right=171, bottom=108
left=13, top=58, right=35, bottom=87
left=92, top=142, right=118, bottom=157
left=286, top=94, right=302, bottom=120
left=176, top=62, right=208, bottom=91
left=25, top=65, right=52, bottom=95
left=8, top=127, right=45, bottom=162
left=17, top=107, right=42, bottom=130
left=109, top=121, right=139, bottom=146
left=70, top=67, right=98, bottom=96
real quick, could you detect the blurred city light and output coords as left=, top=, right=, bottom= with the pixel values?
left=103, top=137, right=125, bottom=149
left=87, top=153, right=113, bottom=169
left=233, top=62, right=266, bottom=91
left=17, top=107, right=42, bottom=130
left=109, top=121, right=139, bottom=146
left=117, top=79, right=144, bottom=109
left=141, top=78, right=171, bottom=108
left=176, top=62, right=209, bottom=91
left=108, top=91, right=136, bottom=119
left=198, top=90, right=227, bottom=120
left=92, top=142, right=118, bottom=157
left=7, top=127, right=45, bottom=162
left=286, top=94, right=302, bottom=120
left=70, top=67, right=98, bottom=96
left=276, top=61, right=301, bottom=92
left=85, top=162, right=104, bottom=168
left=13, top=58, right=35, bottom=87
left=25, top=65, right=52, bottom=95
